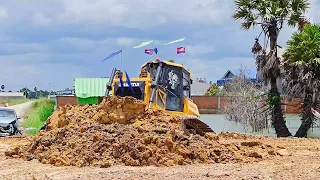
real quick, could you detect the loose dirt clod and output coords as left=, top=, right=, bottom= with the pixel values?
left=5, top=96, right=281, bottom=168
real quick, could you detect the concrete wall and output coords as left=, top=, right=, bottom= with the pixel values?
left=55, top=95, right=303, bottom=114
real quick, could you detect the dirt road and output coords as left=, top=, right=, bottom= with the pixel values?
left=9, top=101, right=33, bottom=120
left=1, top=136, right=320, bottom=180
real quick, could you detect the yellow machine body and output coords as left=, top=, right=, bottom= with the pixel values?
left=111, top=59, right=200, bottom=117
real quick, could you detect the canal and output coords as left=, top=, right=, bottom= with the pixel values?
left=200, top=114, right=320, bottom=138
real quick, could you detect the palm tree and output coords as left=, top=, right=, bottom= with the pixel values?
left=233, top=0, right=310, bottom=137
left=282, top=24, right=320, bottom=137
left=298, top=18, right=311, bottom=31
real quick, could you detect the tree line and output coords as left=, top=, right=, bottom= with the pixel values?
left=231, top=0, right=318, bottom=138
left=206, top=0, right=318, bottom=138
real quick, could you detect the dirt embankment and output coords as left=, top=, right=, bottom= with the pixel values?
left=5, top=96, right=283, bottom=168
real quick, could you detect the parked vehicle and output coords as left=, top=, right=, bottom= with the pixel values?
left=0, top=107, right=21, bottom=137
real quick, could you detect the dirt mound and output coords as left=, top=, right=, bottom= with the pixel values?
left=5, top=96, right=281, bottom=168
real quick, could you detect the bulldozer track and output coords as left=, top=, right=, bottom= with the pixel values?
left=180, top=115, right=215, bottom=136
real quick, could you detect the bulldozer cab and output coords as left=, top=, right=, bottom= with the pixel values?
left=141, top=60, right=192, bottom=112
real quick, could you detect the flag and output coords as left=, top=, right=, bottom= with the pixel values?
left=133, top=40, right=153, bottom=48
left=125, top=70, right=134, bottom=94
left=145, top=49, right=153, bottom=55
left=162, top=37, right=185, bottom=45
left=177, top=47, right=185, bottom=54
left=154, top=48, right=158, bottom=54
left=102, top=50, right=122, bottom=61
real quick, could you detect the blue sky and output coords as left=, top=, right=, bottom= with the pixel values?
left=0, top=0, right=319, bottom=91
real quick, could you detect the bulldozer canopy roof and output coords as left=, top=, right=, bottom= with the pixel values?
left=141, top=60, right=194, bottom=81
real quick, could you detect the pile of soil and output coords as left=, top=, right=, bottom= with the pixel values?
left=5, top=96, right=282, bottom=168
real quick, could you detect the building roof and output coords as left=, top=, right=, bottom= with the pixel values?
left=221, top=69, right=258, bottom=79
left=74, top=78, right=109, bottom=98
left=217, top=69, right=261, bottom=86
left=0, top=92, right=24, bottom=97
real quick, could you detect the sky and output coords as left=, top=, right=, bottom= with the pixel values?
left=0, top=0, right=319, bottom=92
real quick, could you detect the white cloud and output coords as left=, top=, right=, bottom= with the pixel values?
left=0, top=8, right=8, bottom=20
left=186, top=45, right=215, bottom=56
left=116, top=37, right=135, bottom=47
left=53, top=0, right=232, bottom=28
left=307, top=0, right=320, bottom=22
left=0, top=0, right=318, bottom=92
left=0, top=59, right=90, bottom=91
left=33, top=13, right=53, bottom=27
left=174, top=56, right=255, bottom=82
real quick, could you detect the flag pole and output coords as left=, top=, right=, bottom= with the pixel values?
left=152, top=40, right=154, bottom=58
left=120, top=50, right=123, bottom=71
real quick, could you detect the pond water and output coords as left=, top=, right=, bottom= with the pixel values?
left=200, top=114, right=320, bottom=138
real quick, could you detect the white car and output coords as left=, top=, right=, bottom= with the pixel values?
left=0, top=107, right=21, bottom=137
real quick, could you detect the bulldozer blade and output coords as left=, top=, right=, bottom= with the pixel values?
left=180, top=115, right=215, bottom=136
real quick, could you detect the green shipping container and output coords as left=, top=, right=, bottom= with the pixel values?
left=77, top=97, right=99, bottom=105
left=74, top=78, right=109, bottom=105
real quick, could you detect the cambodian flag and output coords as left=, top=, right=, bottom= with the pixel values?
left=145, top=49, right=153, bottom=55
left=177, top=47, right=185, bottom=54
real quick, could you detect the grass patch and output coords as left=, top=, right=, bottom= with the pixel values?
left=22, top=98, right=55, bottom=135
left=0, top=98, right=29, bottom=106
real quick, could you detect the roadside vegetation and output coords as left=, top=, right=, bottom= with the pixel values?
left=22, top=98, right=55, bottom=135
left=0, top=99, right=29, bottom=106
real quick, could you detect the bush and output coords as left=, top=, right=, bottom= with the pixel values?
left=22, top=98, right=55, bottom=134
left=205, top=84, right=220, bottom=96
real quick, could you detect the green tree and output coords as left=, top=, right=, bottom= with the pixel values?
left=282, top=24, right=320, bottom=137
left=232, top=0, right=310, bottom=137
left=20, top=87, right=30, bottom=98
left=205, top=84, right=219, bottom=96
left=168, top=60, right=175, bottom=63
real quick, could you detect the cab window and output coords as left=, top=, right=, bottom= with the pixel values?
left=162, top=66, right=182, bottom=111
left=182, top=71, right=191, bottom=98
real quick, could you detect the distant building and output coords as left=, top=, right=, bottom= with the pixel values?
left=190, top=81, right=211, bottom=96
left=56, top=89, right=75, bottom=95
left=0, top=92, right=25, bottom=100
left=216, top=69, right=262, bottom=86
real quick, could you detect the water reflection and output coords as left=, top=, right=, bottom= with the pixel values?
left=200, top=114, right=320, bottom=138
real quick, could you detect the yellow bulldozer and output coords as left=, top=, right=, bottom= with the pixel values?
left=105, top=57, right=215, bottom=136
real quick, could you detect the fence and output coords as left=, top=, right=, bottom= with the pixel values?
left=54, top=95, right=303, bottom=114
left=191, top=96, right=302, bottom=114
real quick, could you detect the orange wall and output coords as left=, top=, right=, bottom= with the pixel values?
left=191, top=96, right=302, bottom=114
left=56, top=96, right=77, bottom=107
